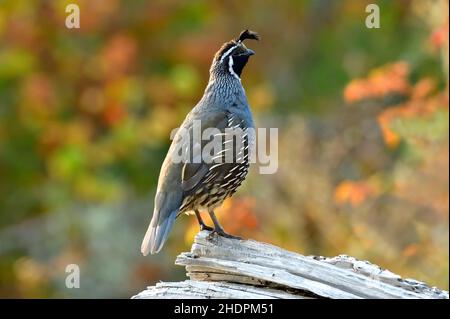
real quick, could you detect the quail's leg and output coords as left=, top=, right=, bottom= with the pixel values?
left=207, top=210, right=242, bottom=240
left=195, top=210, right=213, bottom=231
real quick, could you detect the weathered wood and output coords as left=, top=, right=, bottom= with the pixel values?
left=132, top=280, right=309, bottom=299
left=133, top=231, right=449, bottom=299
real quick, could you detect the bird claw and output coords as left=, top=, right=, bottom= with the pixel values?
left=206, top=229, right=242, bottom=241
left=219, top=231, right=242, bottom=240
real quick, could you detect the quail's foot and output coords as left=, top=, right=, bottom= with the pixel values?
left=207, top=228, right=242, bottom=240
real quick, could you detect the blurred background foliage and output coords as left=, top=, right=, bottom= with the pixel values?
left=0, top=0, right=448, bottom=297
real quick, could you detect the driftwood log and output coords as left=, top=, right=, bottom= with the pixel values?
left=133, top=231, right=449, bottom=299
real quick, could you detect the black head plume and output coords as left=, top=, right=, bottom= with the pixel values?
left=236, top=30, right=260, bottom=43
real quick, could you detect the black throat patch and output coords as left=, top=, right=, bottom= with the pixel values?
left=229, top=54, right=250, bottom=77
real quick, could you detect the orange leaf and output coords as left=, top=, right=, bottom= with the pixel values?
left=402, top=244, right=419, bottom=258
left=377, top=112, right=401, bottom=148
left=344, top=62, right=410, bottom=103
left=101, top=103, right=126, bottom=126
left=430, top=18, right=449, bottom=49
left=334, top=181, right=376, bottom=207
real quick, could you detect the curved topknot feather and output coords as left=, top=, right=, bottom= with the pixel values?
left=237, top=30, right=260, bottom=42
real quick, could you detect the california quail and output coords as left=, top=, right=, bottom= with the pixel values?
left=141, top=30, right=259, bottom=255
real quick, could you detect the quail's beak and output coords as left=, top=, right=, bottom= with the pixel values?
left=246, top=48, right=255, bottom=56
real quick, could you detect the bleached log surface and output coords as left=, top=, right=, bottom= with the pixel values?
left=133, top=231, right=449, bottom=299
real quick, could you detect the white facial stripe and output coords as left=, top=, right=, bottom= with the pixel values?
left=220, top=45, right=238, bottom=63
left=228, top=56, right=241, bottom=81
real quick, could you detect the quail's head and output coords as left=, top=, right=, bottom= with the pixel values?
left=210, top=30, right=260, bottom=79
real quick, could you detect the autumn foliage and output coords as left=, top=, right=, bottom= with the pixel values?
left=0, top=0, right=448, bottom=297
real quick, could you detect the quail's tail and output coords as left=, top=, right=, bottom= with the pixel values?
left=141, top=210, right=177, bottom=256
